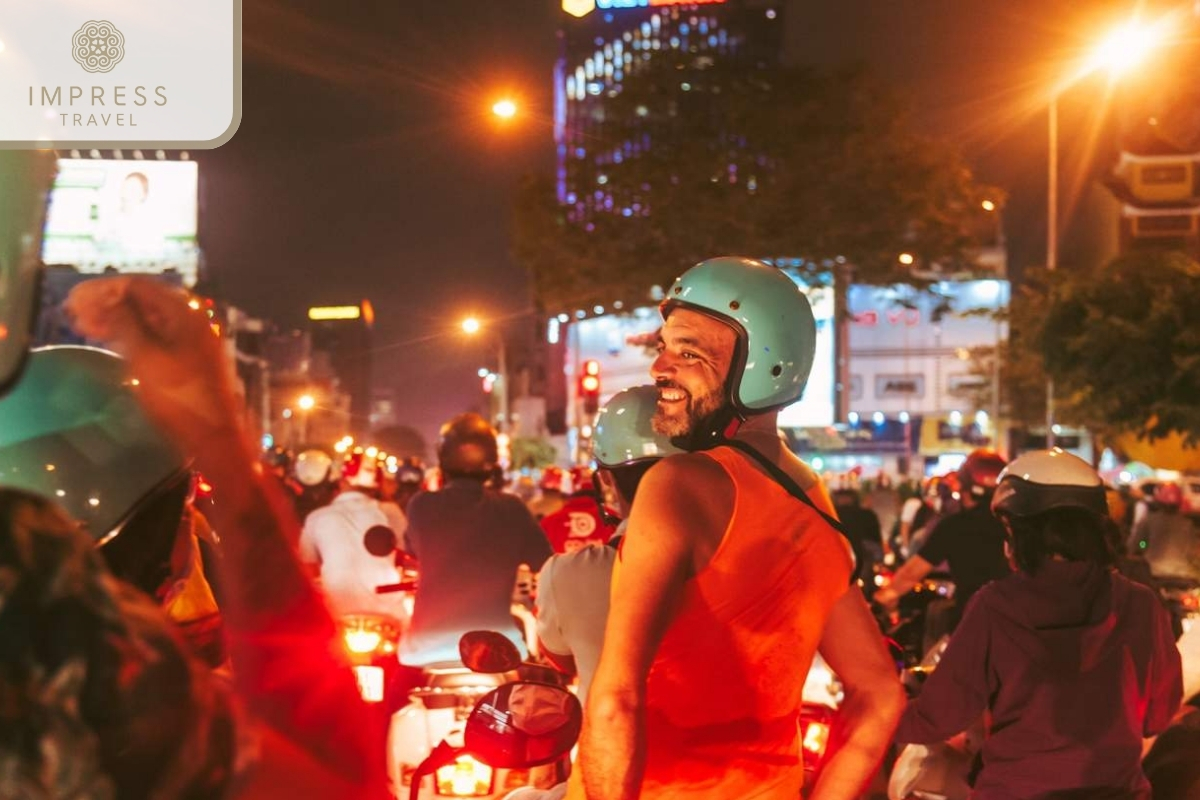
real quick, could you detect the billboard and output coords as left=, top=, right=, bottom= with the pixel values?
left=41, top=158, right=200, bottom=286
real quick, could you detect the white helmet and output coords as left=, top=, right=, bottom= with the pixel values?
left=991, top=449, right=1108, bottom=519
left=294, top=449, right=333, bottom=487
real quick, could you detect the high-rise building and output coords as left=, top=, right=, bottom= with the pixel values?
left=307, top=302, right=374, bottom=437
left=555, top=0, right=783, bottom=224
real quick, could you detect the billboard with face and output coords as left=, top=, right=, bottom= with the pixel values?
left=41, top=158, right=200, bottom=286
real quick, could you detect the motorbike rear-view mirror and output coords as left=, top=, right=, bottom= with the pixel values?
left=362, top=525, right=398, bottom=557
left=459, top=630, right=523, bottom=674
left=0, top=151, right=56, bottom=396
left=464, top=682, right=582, bottom=769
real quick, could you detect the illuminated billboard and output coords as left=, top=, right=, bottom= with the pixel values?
left=41, top=158, right=200, bottom=286
left=564, top=0, right=724, bottom=14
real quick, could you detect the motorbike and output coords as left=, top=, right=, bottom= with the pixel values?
left=873, top=566, right=957, bottom=667
left=342, top=528, right=419, bottom=707
left=399, top=631, right=580, bottom=800
left=386, top=568, right=552, bottom=800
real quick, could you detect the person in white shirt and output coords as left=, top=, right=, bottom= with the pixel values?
left=299, top=452, right=408, bottom=619
left=536, top=386, right=681, bottom=704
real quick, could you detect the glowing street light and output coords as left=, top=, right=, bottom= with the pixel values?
left=460, top=316, right=508, bottom=432
left=1045, top=17, right=1168, bottom=446
left=981, top=199, right=996, bottom=212
left=898, top=252, right=915, bottom=266
left=1086, top=20, right=1164, bottom=77
left=492, top=99, right=517, bottom=119
left=297, top=394, right=316, bottom=411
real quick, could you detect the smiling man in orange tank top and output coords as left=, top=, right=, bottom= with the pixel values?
left=574, top=257, right=905, bottom=800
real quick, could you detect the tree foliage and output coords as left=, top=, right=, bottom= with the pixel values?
left=1012, top=251, right=1200, bottom=444
left=513, top=59, right=1000, bottom=312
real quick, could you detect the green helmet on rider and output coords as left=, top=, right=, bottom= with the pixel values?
left=0, top=346, right=192, bottom=595
left=656, top=256, right=818, bottom=450
left=592, top=385, right=684, bottom=513
left=0, top=151, right=57, bottom=395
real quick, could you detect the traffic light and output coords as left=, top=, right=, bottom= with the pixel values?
left=579, top=359, right=601, bottom=415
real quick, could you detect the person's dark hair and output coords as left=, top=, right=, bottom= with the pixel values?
left=1006, top=506, right=1117, bottom=574
left=0, top=488, right=235, bottom=799
left=606, top=460, right=657, bottom=507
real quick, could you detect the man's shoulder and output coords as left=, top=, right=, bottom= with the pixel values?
left=647, top=451, right=732, bottom=490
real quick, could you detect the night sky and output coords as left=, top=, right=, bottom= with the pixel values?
left=195, top=0, right=1140, bottom=449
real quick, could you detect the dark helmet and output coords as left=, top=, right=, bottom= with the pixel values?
left=437, top=413, right=499, bottom=479
left=991, top=449, right=1108, bottom=519
left=958, top=448, right=1007, bottom=500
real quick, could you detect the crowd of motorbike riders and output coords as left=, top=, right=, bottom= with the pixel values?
left=1, top=253, right=1198, bottom=799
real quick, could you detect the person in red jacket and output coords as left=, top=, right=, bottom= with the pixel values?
left=897, top=449, right=1183, bottom=800
left=539, top=466, right=619, bottom=554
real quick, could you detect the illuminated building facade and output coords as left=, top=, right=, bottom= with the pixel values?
left=555, top=0, right=783, bottom=224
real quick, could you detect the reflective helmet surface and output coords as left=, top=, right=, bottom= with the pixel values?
left=592, top=385, right=684, bottom=468
left=294, top=449, right=333, bottom=487
left=991, top=448, right=1108, bottom=519
left=0, top=346, right=187, bottom=543
left=661, top=257, right=817, bottom=413
left=0, top=151, right=57, bottom=395
left=438, top=413, right=499, bottom=476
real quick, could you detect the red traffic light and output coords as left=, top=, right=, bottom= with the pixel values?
left=581, top=375, right=600, bottom=393
left=583, top=359, right=601, bottom=377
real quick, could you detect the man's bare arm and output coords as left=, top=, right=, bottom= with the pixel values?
left=579, top=455, right=732, bottom=800
left=810, top=590, right=905, bottom=800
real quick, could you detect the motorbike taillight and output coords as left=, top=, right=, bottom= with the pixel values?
left=434, top=755, right=494, bottom=797
left=800, top=705, right=834, bottom=768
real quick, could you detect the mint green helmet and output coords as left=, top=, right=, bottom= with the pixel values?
left=593, top=385, right=684, bottom=468
left=0, top=151, right=57, bottom=395
left=662, top=256, right=817, bottom=414
left=0, top=346, right=187, bottom=544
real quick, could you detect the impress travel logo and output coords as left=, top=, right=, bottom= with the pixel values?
left=72, top=21, right=126, bottom=74
left=0, top=2, right=241, bottom=148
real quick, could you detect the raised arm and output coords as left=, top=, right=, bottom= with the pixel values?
left=578, top=455, right=731, bottom=800
left=65, top=277, right=384, bottom=789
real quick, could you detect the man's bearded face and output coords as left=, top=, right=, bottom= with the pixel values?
left=650, top=309, right=736, bottom=438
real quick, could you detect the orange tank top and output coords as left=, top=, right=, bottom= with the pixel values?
left=568, top=445, right=853, bottom=800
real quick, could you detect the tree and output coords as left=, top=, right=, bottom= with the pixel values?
left=509, top=437, right=558, bottom=471
left=1014, top=251, right=1200, bottom=445
left=513, top=60, right=1000, bottom=312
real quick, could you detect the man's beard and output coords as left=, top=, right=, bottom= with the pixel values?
left=652, top=381, right=725, bottom=438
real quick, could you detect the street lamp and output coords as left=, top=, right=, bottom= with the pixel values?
left=297, top=394, right=316, bottom=411
left=1044, top=18, right=1167, bottom=446
left=492, top=99, right=518, bottom=119
left=461, top=317, right=509, bottom=433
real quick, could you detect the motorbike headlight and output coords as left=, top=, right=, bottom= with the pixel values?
left=435, top=755, right=494, bottom=797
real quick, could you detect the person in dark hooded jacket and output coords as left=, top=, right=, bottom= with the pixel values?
left=896, top=449, right=1183, bottom=800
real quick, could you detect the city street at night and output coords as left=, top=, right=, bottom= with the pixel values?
left=2, top=0, right=1200, bottom=798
